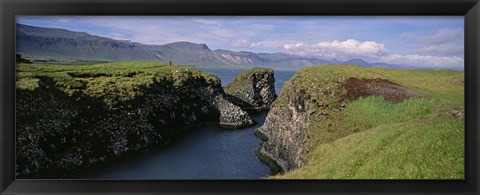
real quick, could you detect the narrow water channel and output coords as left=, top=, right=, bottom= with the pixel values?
left=69, top=68, right=295, bottom=179
left=70, top=112, right=270, bottom=179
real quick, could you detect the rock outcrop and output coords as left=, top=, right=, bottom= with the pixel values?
left=254, top=78, right=310, bottom=173
left=16, top=66, right=253, bottom=178
left=217, top=95, right=255, bottom=129
left=225, top=68, right=277, bottom=112
left=255, top=65, right=427, bottom=173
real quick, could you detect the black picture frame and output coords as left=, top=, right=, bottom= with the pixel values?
left=1, top=0, right=479, bottom=194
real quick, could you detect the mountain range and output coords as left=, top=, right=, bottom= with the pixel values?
left=16, top=23, right=394, bottom=70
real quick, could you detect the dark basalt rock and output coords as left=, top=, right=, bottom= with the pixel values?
left=217, top=96, right=255, bottom=129
left=225, top=68, right=277, bottom=112
left=255, top=101, right=308, bottom=173
left=16, top=69, right=253, bottom=178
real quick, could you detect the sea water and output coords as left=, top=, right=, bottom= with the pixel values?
left=70, top=68, right=295, bottom=179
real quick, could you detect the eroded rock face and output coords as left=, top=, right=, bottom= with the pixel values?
left=255, top=72, right=427, bottom=174
left=225, top=68, right=277, bottom=112
left=216, top=95, right=255, bottom=129
left=254, top=79, right=310, bottom=173
left=255, top=104, right=308, bottom=173
left=16, top=71, right=253, bottom=178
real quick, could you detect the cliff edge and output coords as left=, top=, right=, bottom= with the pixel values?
left=255, top=65, right=435, bottom=174
left=224, top=68, right=277, bottom=112
left=16, top=61, right=254, bottom=178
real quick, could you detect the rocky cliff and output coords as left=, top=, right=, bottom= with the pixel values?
left=254, top=77, right=310, bottom=172
left=16, top=62, right=254, bottom=178
left=255, top=65, right=428, bottom=173
left=224, top=68, right=277, bottom=112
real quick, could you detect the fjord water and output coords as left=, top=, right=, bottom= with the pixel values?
left=70, top=68, right=295, bottom=179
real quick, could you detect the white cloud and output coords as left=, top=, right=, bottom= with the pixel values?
left=231, top=39, right=266, bottom=49
left=57, top=16, right=463, bottom=69
left=210, top=28, right=236, bottom=38
left=92, top=18, right=261, bottom=46
left=420, top=43, right=464, bottom=57
left=401, top=28, right=463, bottom=57
left=282, top=39, right=389, bottom=61
left=422, top=28, right=461, bottom=45
left=85, top=20, right=200, bottom=45
left=384, top=54, right=464, bottom=69
left=231, top=39, right=250, bottom=48
left=281, top=39, right=464, bottom=69
left=193, top=18, right=221, bottom=26
left=108, top=32, right=128, bottom=40
left=56, top=18, right=71, bottom=23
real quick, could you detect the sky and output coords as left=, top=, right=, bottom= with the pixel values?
left=17, top=16, right=464, bottom=69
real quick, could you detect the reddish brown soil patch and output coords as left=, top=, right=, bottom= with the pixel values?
left=343, top=78, right=426, bottom=103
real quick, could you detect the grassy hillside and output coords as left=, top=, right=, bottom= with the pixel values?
left=17, top=61, right=220, bottom=108
left=272, top=65, right=464, bottom=179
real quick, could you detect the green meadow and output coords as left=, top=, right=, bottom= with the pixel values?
left=16, top=62, right=464, bottom=179
left=272, top=65, right=464, bottom=179
left=17, top=61, right=220, bottom=108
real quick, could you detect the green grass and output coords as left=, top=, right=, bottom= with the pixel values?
left=272, top=64, right=464, bottom=179
left=276, top=65, right=463, bottom=106
left=17, top=61, right=220, bottom=108
left=274, top=118, right=464, bottom=179
left=17, top=77, right=40, bottom=90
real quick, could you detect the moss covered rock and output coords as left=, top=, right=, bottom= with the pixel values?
left=225, top=68, right=277, bottom=112
left=16, top=61, right=254, bottom=178
left=255, top=65, right=440, bottom=174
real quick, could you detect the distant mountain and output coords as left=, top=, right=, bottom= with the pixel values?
left=16, top=24, right=163, bottom=62
left=16, top=24, right=399, bottom=70
left=341, top=59, right=392, bottom=68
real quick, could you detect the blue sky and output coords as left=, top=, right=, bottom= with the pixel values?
left=17, top=16, right=464, bottom=69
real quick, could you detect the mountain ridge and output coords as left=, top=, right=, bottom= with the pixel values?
left=16, top=23, right=395, bottom=70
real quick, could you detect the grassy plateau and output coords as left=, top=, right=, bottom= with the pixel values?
left=272, top=65, right=464, bottom=179
left=17, top=61, right=220, bottom=108
left=16, top=62, right=464, bottom=179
